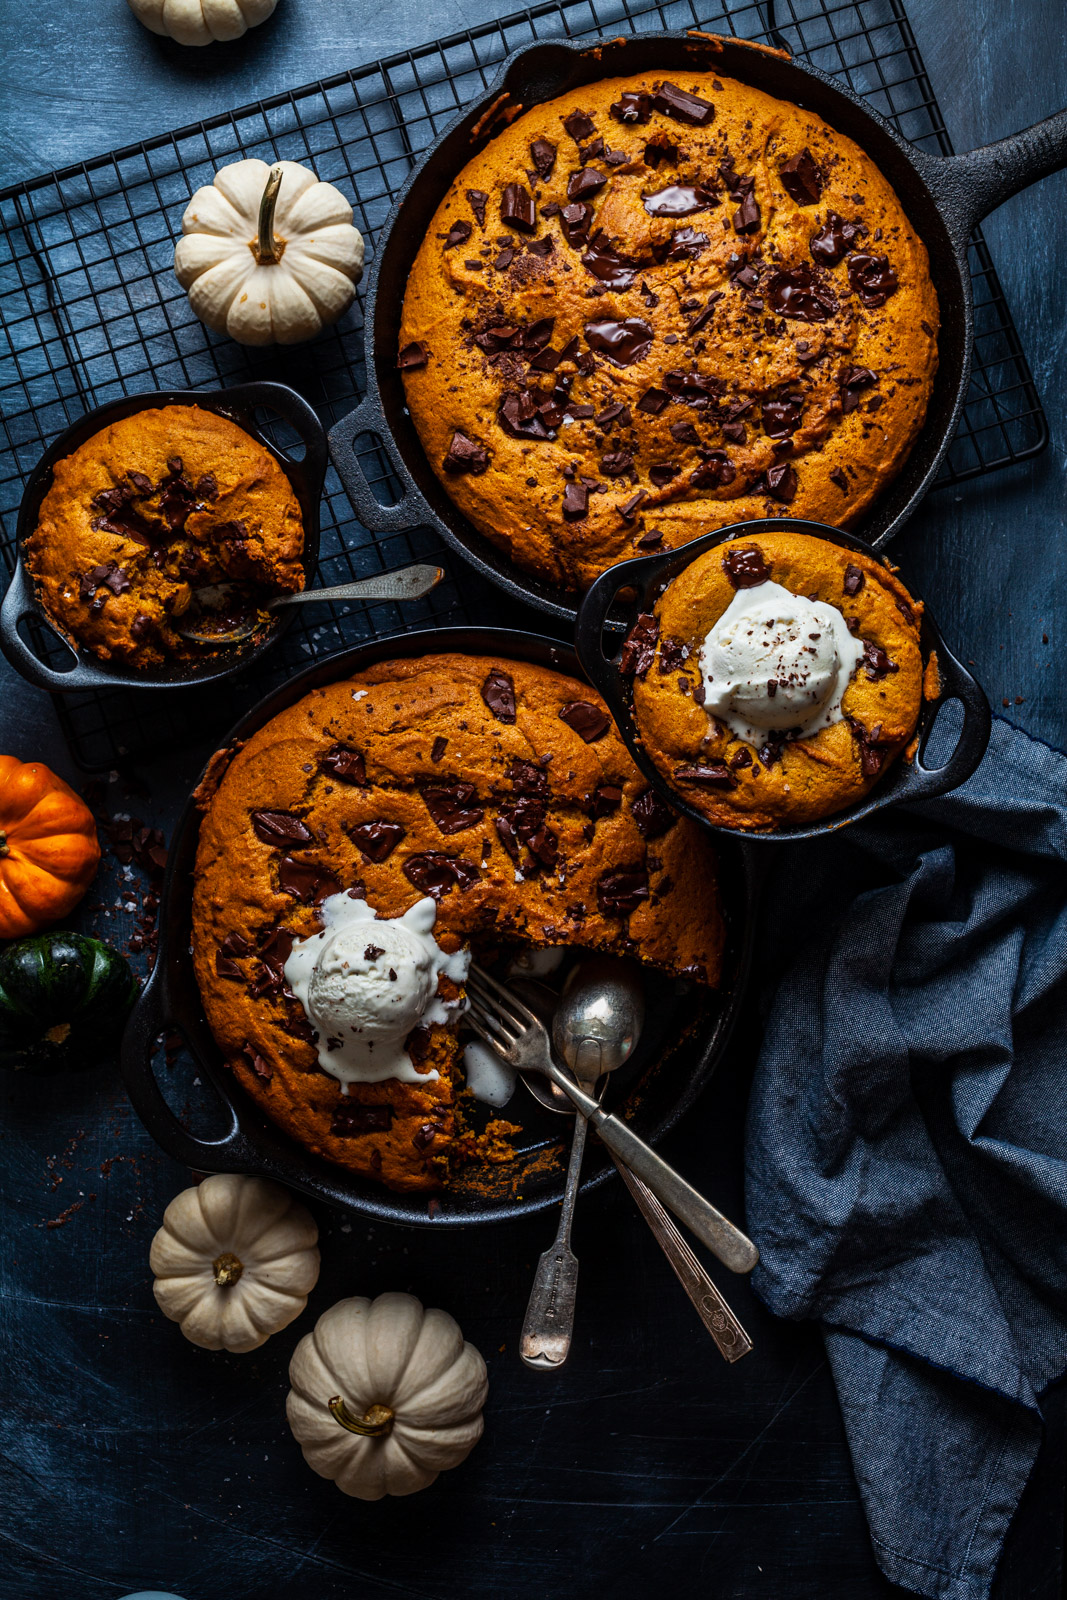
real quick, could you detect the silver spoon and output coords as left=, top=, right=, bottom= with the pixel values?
left=524, top=958, right=753, bottom=1366
left=175, top=564, right=444, bottom=643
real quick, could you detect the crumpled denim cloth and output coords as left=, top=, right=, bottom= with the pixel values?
left=744, top=717, right=1067, bottom=1600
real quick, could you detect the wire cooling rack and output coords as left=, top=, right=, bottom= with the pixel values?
left=0, top=0, right=1048, bottom=772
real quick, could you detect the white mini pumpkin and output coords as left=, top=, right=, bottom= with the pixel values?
left=150, top=1172, right=320, bottom=1353
left=174, top=158, right=365, bottom=346
left=287, top=1293, right=488, bottom=1499
left=127, top=0, right=279, bottom=47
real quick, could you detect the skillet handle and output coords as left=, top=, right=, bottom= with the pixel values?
left=120, top=965, right=259, bottom=1174
left=907, top=643, right=991, bottom=802
left=574, top=555, right=661, bottom=737
left=923, top=108, right=1067, bottom=240
left=329, top=395, right=425, bottom=533
left=0, top=563, right=97, bottom=693
left=233, top=380, right=328, bottom=500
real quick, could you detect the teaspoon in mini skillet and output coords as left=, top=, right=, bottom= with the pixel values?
left=175, top=563, right=444, bottom=644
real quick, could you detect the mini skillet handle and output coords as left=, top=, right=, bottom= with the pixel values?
left=233, top=380, right=328, bottom=499
left=907, top=644, right=992, bottom=802
left=0, top=562, right=99, bottom=693
left=923, top=107, right=1067, bottom=241
left=328, top=395, right=425, bottom=533
left=574, top=556, right=658, bottom=737
left=120, top=966, right=259, bottom=1174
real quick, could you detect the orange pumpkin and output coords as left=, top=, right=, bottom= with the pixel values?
left=0, top=757, right=101, bottom=938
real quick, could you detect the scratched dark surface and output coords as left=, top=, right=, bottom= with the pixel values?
left=1, top=2, right=1066, bottom=1598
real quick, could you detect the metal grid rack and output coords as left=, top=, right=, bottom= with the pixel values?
left=0, top=0, right=1047, bottom=772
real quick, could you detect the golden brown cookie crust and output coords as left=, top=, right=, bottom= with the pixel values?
left=400, top=72, right=939, bottom=593
left=26, top=405, right=304, bottom=669
left=632, top=530, right=925, bottom=830
left=192, top=653, right=725, bottom=1190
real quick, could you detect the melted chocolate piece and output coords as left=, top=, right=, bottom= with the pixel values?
left=648, top=462, right=678, bottom=487
left=130, top=611, right=153, bottom=641
left=567, top=167, right=607, bottom=201
left=830, top=468, right=850, bottom=493
left=332, top=1102, right=393, bottom=1136
left=583, top=317, right=653, bottom=367
left=430, top=736, right=448, bottom=763
left=597, top=868, right=650, bottom=915
left=810, top=212, right=866, bottom=267
left=79, top=561, right=131, bottom=601
left=601, top=451, right=635, bottom=477
left=765, top=462, right=799, bottom=503
left=413, top=1122, right=444, bottom=1151
left=320, top=745, right=367, bottom=785
left=482, top=668, right=516, bottom=723
left=563, top=109, right=596, bottom=142
left=407, top=1024, right=433, bottom=1063
left=843, top=563, right=865, bottom=596
left=590, top=783, right=622, bottom=818
left=690, top=451, right=736, bottom=490
left=619, top=613, right=659, bottom=677
left=222, top=932, right=252, bottom=958
left=631, top=787, right=677, bottom=839
left=215, top=950, right=242, bottom=979
left=422, top=783, right=485, bottom=835
left=559, top=701, right=611, bottom=742
left=444, top=219, right=472, bottom=249
left=780, top=149, right=823, bottom=205
left=466, top=188, right=488, bottom=226
left=637, top=387, right=670, bottom=414
left=766, top=265, right=838, bottom=322
left=619, top=490, right=648, bottom=520
left=667, top=226, right=709, bottom=262
left=402, top=853, right=480, bottom=900
left=250, top=810, right=313, bottom=847
left=611, top=91, right=652, bottom=124
left=847, top=253, right=899, bottom=308
left=277, top=856, right=342, bottom=904
left=763, top=394, right=805, bottom=438
left=397, top=341, right=429, bottom=369
left=643, top=184, right=715, bottom=217
left=861, top=640, right=898, bottom=680
left=723, top=546, right=771, bottom=589
left=663, top=369, right=722, bottom=406
left=348, top=820, right=405, bottom=862
left=506, top=758, right=548, bottom=794
left=595, top=401, right=631, bottom=429
left=561, top=202, right=592, bottom=245
left=443, top=432, right=489, bottom=473
left=673, top=763, right=737, bottom=789
left=499, top=392, right=555, bottom=441
left=581, top=239, right=639, bottom=290
left=686, top=292, right=723, bottom=335
left=500, top=182, right=536, bottom=232
left=658, top=637, right=686, bottom=674
left=530, top=138, right=557, bottom=179
left=652, top=81, right=715, bottom=125
left=495, top=794, right=547, bottom=863
left=562, top=482, right=588, bottom=520
left=849, top=719, right=888, bottom=777
left=733, top=191, right=761, bottom=234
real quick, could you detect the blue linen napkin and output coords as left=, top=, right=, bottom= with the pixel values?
left=744, top=716, right=1067, bottom=1600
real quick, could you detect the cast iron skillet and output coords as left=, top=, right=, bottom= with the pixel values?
left=120, top=626, right=759, bottom=1227
left=328, top=30, right=1067, bottom=625
left=576, top=517, right=990, bottom=841
left=0, top=381, right=327, bottom=693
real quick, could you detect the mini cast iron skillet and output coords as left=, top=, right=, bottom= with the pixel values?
left=328, top=31, right=1067, bottom=624
left=120, top=626, right=758, bottom=1227
left=0, top=381, right=327, bottom=693
left=575, top=517, right=991, bottom=842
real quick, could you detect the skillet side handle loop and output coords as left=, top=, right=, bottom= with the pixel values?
left=328, top=396, right=422, bottom=533
left=238, top=380, right=329, bottom=499
left=120, top=967, right=254, bottom=1175
left=908, top=648, right=992, bottom=803
left=0, top=564, right=91, bottom=692
left=927, top=107, right=1067, bottom=240
left=575, top=564, right=637, bottom=729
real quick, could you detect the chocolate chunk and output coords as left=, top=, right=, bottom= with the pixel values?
left=690, top=451, right=736, bottom=490
left=583, top=317, right=653, bottom=367
left=723, top=546, right=771, bottom=589
left=839, top=365, right=878, bottom=414
left=847, top=253, right=899, bottom=308
left=277, top=856, right=342, bottom=904
left=530, top=138, right=557, bottom=179
left=562, top=482, right=588, bottom=520
left=494, top=247, right=515, bottom=271
left=422, top=783, right=485, bottom=835
left=481, top=668, right=516, bottom=723
left=524, top=317, right=556, bottom=352
left=843, top=563, right=865, bottom=596
left=763, top=394, right=805, bottom=438
left=364, top=945, right=385, bottom=961
left=618, top=490, right=648, bottom=520
left=643, top=183, right=715, bottom=217
left=407, top=1025, right=433, bottom=1064
left=595, top=401, right=631, bottom=428
left=332, top=1102, right=393, bottom=1136
left=663, top=369, right=723, bottom=406
left=130, top=611, right=153, bottom=641
left=766, top=265, right=838, bottom=322
left=611, top=91, right=652, bottom=124
left=499, top=391, right=555, bottom=442
left=619, top=612, right=659, bottom=677
left=250, top=810, right=313, bottom=847
left=651, top=81, right=715, bottom=125
left=348, top=820, right=405, bottom=862
left=636, top=387, right=670, bottom=414
left=631, top=787, right=677, bottom=839
left=810, top=212, right=866, bottom=266
left=402, top=853, right=479, bottom=900
left=686, top=291, right=723, bottom=335
left=861, top=640, right=897, bottom=680
left=215, top=950, right=242, bottom=979
left=831, top=468, right=851, bottom=493
left=413, top=1122, right=444, bottom=1151
left=466, top=188, right=488, bottom=226
left=730, top=748, right=752, bottom=769
left=567, top=167, right=607, bottom=201
left=398, top=341, right=429, bottom=370
left=500, top=182, right=536, bottom=233
left=730, top=259, right=760, bottom=290
left=563, top=109, right=596, bottom=142
left=601, top=451, right=635, bottom=477
left=590, top=783, right=622, bottom=818
left=666, top=226, right=709, bottom=262
left=444, top=219, right=472, bottom=248
left=649, top=462, right=678, bottom=486
left=658, top=637, right=687, bottom=673
left=475, top=323, right=522, bottom=353
left=222, top=932, right=252, bottom=957
left=495, top=795, right=547, bottom=863
left=527, top=236, right=554, bottom=258
left=670, top=418, right=701, bottom=446
left=430, top=736, right=448, bottom=763
left=733, top=191, right=761, bottom=234
left=506, top=758, right=548, bottom=794
left=320, top=745, right=367, bottom=785
left=780, top=149, right=823, bottom=205
left=559, top=699, right=611, bottom=742
left=765, top=462, right=799, bottom=503
left=722, top=420, right=747, bottom=445
left=443, top=432, right=489, bottom=473
left=241, top=1043, right=272, bottom=1081
left=849, top=719, right=888, bottom=777
left=673, top=763, right=737, bottom=789
left=561, top=201, right=592, bottom=244
left=597, top=868, right=650, bottom=915
left=581, top=238, right=639, bottom=290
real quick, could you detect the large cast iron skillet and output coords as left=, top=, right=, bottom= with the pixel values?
left=120, top=627, right=759, bottom=1227
left=576, top=517, right=990, bottom=842
left=1, top=381, right=327, bottom=692
left=329, top=31, right=1067, bottom=624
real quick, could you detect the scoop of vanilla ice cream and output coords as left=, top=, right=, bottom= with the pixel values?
left=700, top=579, right=864, bottom=746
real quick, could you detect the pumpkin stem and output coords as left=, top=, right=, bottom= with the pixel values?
left=255, top=165, right=286, bottom=265
left=212, top=1251, right=244, bottom=1287
left=328, top=1396, right=395, bottom=1437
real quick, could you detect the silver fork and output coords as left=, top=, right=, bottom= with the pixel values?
left=465, top=966, right=759, bottom=1275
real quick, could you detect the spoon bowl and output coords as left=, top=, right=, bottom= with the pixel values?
left=175, top=564, right=444, bottom=644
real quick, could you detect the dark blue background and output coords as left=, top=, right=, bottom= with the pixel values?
left=0, top=3, right=1064, bottom=1598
